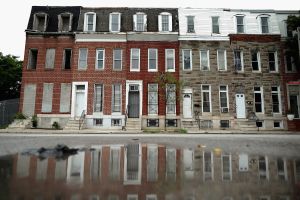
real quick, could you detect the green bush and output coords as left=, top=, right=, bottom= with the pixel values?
left=52, top=121, right=60, bottom=130
left=31, top=115, right=37, bottom=128
left=14, top=112, right=27, bottom=119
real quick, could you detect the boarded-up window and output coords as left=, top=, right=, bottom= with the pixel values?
left=78, top=48, right=88, bottom=69
left=63, top=49, right=72, bottom=69
left=45, top=48, right=55, bottom=69
left=16, top=154, right=30, bottom=177
left=41, top=83, right=54, bottom=112
left=183, top=149, right=194, bottom=179
left=28, top=49, right=38, bottom=69
left=22, top=84, right=37, bottom=117
left=36, top=159, right=48, bottom=180
left=60, top=83, right=71, bottom=112
left=55, top=160, right=67, bottom=180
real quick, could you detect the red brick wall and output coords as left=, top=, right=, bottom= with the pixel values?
left=229, top=34, right=281, bottom=43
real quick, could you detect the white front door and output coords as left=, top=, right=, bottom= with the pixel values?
left=183, top=93, right=192, bottom=118
left=236, top=93, right=246, bottom=118
left=75, top=92, right=85, bottom=117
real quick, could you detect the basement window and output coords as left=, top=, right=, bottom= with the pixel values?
left=58, top=13, right=73, bottom=32
left=147, top=119, right=159, bottom=127
left=220, top=120, right=230, bottom=128
left=28, top=49, right=38, bottom=70
left=62, top=49, right=72, bottom=69
left=111, top=119, right=121, bottom=126
left=93, top=119, right=103, bottom=126
left=256, top=121, right=264, bottom=128
left=273, top=121, right=282, bottom=128
left=33, top=13, right=48, bottom=32
left=165, top=119, right=177, bottom=127
left=200, top=120, right=213, bottom=129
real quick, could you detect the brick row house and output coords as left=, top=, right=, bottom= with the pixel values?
left=21, top=6, right=180, bottom=130
left=20, top=6, right=299, bottom=131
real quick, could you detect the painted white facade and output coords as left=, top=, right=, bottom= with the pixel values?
left=178, top=8, right=281, bottom=40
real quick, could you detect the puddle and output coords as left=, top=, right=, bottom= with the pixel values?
left=0, top=143, right=300, bottom=199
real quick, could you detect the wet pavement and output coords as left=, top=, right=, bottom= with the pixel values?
left=0, top=134, right=300, bottom=199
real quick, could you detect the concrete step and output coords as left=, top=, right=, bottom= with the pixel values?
left=64, top=119, right=86, bottom=130
left=182, top=120, right=199, bottom=129
left=126, top=118, right=141, bottom=130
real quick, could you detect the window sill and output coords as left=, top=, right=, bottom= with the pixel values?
left=269, top=71, right=279, bottom=73
left=26, top=68, right=37, bottom=71
left=252, top=71, right=262, bottom=73
left=166, top=69, right=175, bottom=72
left=113, top=69, right=123, bottom=71
left=183, top=69, right=192, bottom=71
left=130, top=69, right=140, bottom=72
left=218, top=70, right=227, bottom=72
left=148, top=69, right=158, bottom=72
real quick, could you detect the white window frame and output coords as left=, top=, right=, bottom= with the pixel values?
left=58, top=12, right=73, bottom=32
left=148, top=84, right=158, bottom=115
left=221, top=153, right=232, bottom=181
left=113, top=49, right=122, bottom=70
left=158, top=12, right=172, bottom=32
left=112, top=84, right=122, bottom=113
left=268, top=51, right=278, bottom=72
left=33, top=12, right=48, bottom=32
left=78, top=48, right=88, bottom=70
left=148, top=48, right=157, bottom=72
left=258, top=156, right=269, bottom=180
left=277, top=158, right=288, bottom=181
left=259, top=15, right=270, bottom=34
left=234, top=50, right=244, bottom=72
left=271, top=86, right=281, bottom=114
left=201, top=84, right=211, bottom=113
left=187, top=16, right=195, bottom=33
left=94, top=84, right=104, bottom=113
left=254, top=86, right=264, bottom=113
left=109, top=145, right=121, bottom=180
left=95, top=49, right=105, bottom=70
left=200, top=50, right=210, bottom=71
left=166, top=84, right=176, bottom=115
left=219, top=85, right=229, bottom=110
left=165, top=49, right=175, bottom=72
left=217, top=49, right=227, bottom=71
left=182, top=49, right=192, bottom=71
left=146, top=194, right=157, bottom=200
left=133, top=12, right=147, bottom=32
left=127, top=194, right=138, bottom=200
left=251, top=50, right=261, bottom=72
left=235, top=15, right=245, bottom=33
left=109, top=12, right=121, bottom=32
left=130, top=48, right=140, bottom=72
left=211, top=16, right=220, bottom=34
left=203, top=151, right=214, bottom=181
left=83, top=12, right=96, bottom=32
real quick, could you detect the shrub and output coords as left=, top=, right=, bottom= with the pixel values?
left=52, top=121, right=60, bottom=130
left=14, top=112, right=27, bottom=119
left=31, top=115, right=37, bottom=128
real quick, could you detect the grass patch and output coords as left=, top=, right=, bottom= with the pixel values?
left=174, top=128, right=188, bottom=133
left=143, top=129, right=161, bottom=133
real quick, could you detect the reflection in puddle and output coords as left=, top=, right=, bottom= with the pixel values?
left=0, top=143, right=300, bottom=199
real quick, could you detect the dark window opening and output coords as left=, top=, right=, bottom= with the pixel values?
left=147, top=119, right=159, bottom=127
left=93, top=119, right=103, bottom=126
left=274, top=121, right=281, bottom=128
left=256, top=121, right=263, bottom=127
left=28, top=49, right=38, bottom=69
left=63, top=49, right=72, bottom=69
left=220, top=120, right=230, bottom=128
left=166, top=119, right=177, bottom=127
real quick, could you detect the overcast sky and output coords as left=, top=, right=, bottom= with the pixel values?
left=0, top=0, right=299, bottom=60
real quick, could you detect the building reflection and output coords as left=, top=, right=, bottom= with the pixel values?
left=4, top=143, right=300, bottom=199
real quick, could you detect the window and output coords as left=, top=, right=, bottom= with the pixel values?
left=33, top=13, right=48, bottom=31
left=94, top=84, right=103, bottom=112
left=183, top=149, right=194, bottom=179
left=294, top=159, right=300, bottom=182
left=95, top=49, right=105, bottom=70
left=147, top=145, right=158, bottom=181
left=28, top=49, right=38, bottom=69
left=200, top=50, right=210, bottom=71
left=288, top=85, right=300, bottom=118
left=222, top=153, right=232, bottom=180
left=93, top=119, right=103, bottom=126
left=59, top=83, right=71, bottom=112
left=148, top=84, right=158, bottom=115
left=109, top=146, right=120, bottom=180
left=183, top=49, right=192, bottom=70
left=202, top=85, right=211, bottom=113
left=146, top=194, right=157, bottom=200
left=84, top=12, right=96, bottom=32
left=203, top=151, right=213, bottom=181
left=112, top=84, right=121, bottom=113
left=277, top=158, right=287, bottom=180
left=273, top=121, right=282, bottom=128
left=285, top=53, right=297, bottom=72
left=256, top=120, right=264, bottom=128
left=272, top=86, right=281, bottom=113
left=166, top=49, right=175, bottom=72
left=268, top=51, right=278, bottom=72
left=217, top=50, right=227, bottom=71
left=187, top=16, right=195, bottom=33
left=258, top=156, right=269, bottom=180
left=212, top=16, right=220, bottom=34
left=220, top=120, right=230, bottom=128
left=45, top=48, right=55, bottom=69
left=261, top=16, right=269, bottom=33
left=234, top=50, right=243, bottom=72
left=113, top=49, right=122, bottom=70
left=41, top=83, right=54, bottom=113
left=148, top=49, right=157, bottom=71
left=78, top=48, right=88, bottom=70
left=90, top=147, right=101, bottom=181
left=55, top=160, right=67, bottom=180
left=58, top=13, right=73, bottom=32
left=111, top=119, right=122, bottom=126
left=127, top=194, right=138, bottom=200
left=166, top=148, right=176, bottom=181
left=251, top=50, right=261, bottom=72
left=254, top=86, right=264, bottom=113
left=63, top=49, right=72, bottom=69
left=219, top=85, right=228, bottom=111
left=159, top=13, right=172, bottom=32
left=36, top=159, right=48, bottom=180
left=147, top=119, right=159, bottom=127
left=130, top=48, right=140, bottom=71
left=110, top=13, right=121, bottom=32
left=134, top=13, right=146, bottom=32
left=236, top=15, right=245, bottom=33
left=166, top=84, right=176, bottom=114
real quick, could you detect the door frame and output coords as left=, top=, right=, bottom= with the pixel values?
left=182, top=88, right=193, bottom=118
left=71, top=82, right=88, bottom=118
left=126, top=80, right=143, bottom=118
left=235, top=93, right=246, bottom=119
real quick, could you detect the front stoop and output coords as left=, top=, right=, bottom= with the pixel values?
left=126, top=118, right=141, bottom=131
left=181, top=120, right=199, bottom=132
left=64, top=118, right=86, bottom=130
left=236, top=119, right=258, bottom=131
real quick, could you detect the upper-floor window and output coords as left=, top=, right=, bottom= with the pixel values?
left=45, top=48, right=55, bottom=69
left=148, top=48, right=157, bottom=72
left=236, top=15, right=245, bottom=33
left=159, top=12, right=172, bottom=32
left=260, top=16, right=269, bottom=34
left=58, top=13, right=73, bottom=32
left=268, top=51, right=278, bottom=72
left=134, top=13, right=147, bottom=32
left=95, top=49, right=105, bottom=70
left=254, top=86, right=264, bottom=113
left=200, top=50, right=210, bottom=71
left=202, top=85, right=211, bottom=113
left=285, top=52, right=297, bottom=72
left=234, top=50, right=244, bottom=72
left=217, top=49, right=227, bottom=71
left=84, top=12, right=96, bottom=32
left=62, top=49, right=72, bottom=70
left=33, top=13, right=48, bottom=32
left=212, top=16, right=220, bottom=34
left=113, top=49, right=122, bottom=70
left=110, top=13, right=121, bottom=32
left=78, top=48, right=88, bottom=70
left=187, top=16, right=195, bottom=33
left=130, top=48, right=140, bottom=71
left=251, top=50, right=261, bottom=72
left=28, top=49, right=38, bottom=70
left=166, top=49, right=175, bottom=72
left=182, top=49, right=192, bottom=70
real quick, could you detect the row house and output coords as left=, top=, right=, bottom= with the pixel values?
left=20, top=6, right=180, bottom=130
left=179, top=8, right=290, bottom=131
left=6, top=143, right=300, bottom=199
